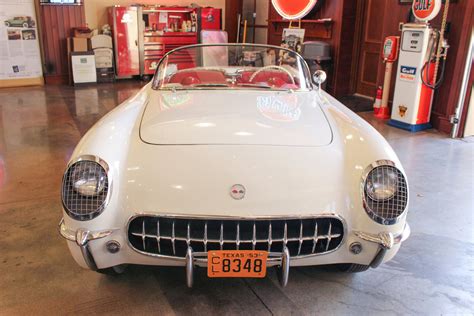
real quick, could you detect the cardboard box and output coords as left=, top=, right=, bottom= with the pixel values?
left=72, top=37, right=88, bottom=52
left=74, top=28, right=98, bottom=38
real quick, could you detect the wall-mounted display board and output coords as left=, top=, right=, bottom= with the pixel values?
left=0, top=0, right=43, bottom=87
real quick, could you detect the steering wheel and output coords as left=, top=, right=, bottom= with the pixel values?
left=249, top=65, right=296, bottom=85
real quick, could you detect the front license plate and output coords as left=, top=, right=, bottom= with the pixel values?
left=207, top=250, right=268, bottom=278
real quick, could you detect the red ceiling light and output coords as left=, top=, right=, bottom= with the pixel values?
left=271, top=0, right=319, bottom=20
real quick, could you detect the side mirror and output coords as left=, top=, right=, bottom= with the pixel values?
left=312, top=70, right=327, bottom=86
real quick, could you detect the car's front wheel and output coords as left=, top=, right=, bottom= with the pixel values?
left=97, top=264, right=128, bottom=276
left=336, top=263, right=370, bottom=273
left=22, top=22, right=28, bottom=28
left=5, top=21, right=10, bottom=27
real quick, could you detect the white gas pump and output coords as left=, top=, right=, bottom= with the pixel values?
left=389, top=0, right=449, bottom=132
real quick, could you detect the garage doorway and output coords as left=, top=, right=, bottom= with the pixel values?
left=352, top=0, right=386, bottom=98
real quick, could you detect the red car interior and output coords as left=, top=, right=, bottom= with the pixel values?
left=167, top=69, right=300, bottom=89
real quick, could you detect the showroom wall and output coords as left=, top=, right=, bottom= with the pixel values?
left=84, top=0, right=226, bottom=30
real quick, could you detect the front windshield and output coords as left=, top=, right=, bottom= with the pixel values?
left=152, top=44, right=312, bottom=91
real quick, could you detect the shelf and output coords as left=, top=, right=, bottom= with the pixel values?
left=267, top=19, right=333, bottom=40
left=268, top=19, right=333, bottom=24
left=144, top=32, right=197, bottom=37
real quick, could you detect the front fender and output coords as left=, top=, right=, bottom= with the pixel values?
left=320, top=91, right=409, bottom=235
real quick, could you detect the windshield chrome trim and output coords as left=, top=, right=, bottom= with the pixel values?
left=151, top=43, right=313, bottom=92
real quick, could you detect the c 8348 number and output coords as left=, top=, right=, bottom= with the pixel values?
left=207, top=250, right=268, bottom=278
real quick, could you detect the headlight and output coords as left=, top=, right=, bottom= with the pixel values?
left=365, top=167, right=398, bottom=201
left=71, top=163, right=107, bottom=196
left=61, top=157, right=109, bottom=221
left=362, top=162, right=408, bottom=225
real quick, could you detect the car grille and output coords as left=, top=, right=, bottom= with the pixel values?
left=128, top=216, right=344, bottom=258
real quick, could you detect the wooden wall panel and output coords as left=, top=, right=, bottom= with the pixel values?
left=38, top=2, right=86, bottom=84
left=224, top=0, right=243, bottom=43
left=354, top=0, right=387, bottom=97
left=333, top=0, right=357, bottom=96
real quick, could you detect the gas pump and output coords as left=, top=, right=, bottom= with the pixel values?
left=376, top=36, right=400, bottom=119
left=389, top=0, right=450, bottom=132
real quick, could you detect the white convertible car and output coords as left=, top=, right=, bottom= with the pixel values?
left=59, top=44, right=410, bottom=287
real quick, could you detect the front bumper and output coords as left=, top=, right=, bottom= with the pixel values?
left=59, top=218, right=410, bottom=287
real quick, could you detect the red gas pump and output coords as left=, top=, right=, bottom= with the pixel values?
left=376, top=36, right=400, bottom=119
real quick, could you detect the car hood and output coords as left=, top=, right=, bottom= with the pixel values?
left=140, top=90, right=333, bottom=146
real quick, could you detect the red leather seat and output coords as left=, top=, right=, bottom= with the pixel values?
left=239, top=70, right=296, bottom=88
left=168, top=70, right=226, bottom=86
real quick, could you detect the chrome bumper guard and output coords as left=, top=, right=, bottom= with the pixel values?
left=354, top=223, right=410, bottom=268
left=59, top=218, right=410, bottom=286
left=58, top=218, right=114, bottom=270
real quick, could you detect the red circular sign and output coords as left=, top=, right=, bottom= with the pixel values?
left=271, top=0, right=319, bottom=20
left=412, top=0, right=441, bottom=21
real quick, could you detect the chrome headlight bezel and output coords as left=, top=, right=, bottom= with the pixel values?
left=61, top=155, right=111, bottom=221
left=361, top=160, right=408, bottom=225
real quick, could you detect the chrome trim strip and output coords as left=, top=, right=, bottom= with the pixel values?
left=58, top=218, right=115, bottom=244
left=354, top=223, right=410, bottom=248
left=360, top=160, right=409, bottom=225
left=58, top=218, right=77, bottom=242
left=126, top=213, right=347, bottom=261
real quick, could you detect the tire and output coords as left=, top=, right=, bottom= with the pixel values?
left=23, top=22, right=28, bottom=28
left=96, top=264, right=128, bottom=276
left=337, top=263, right=370, bottom=273
left=5, top=22, right=10, bottom=27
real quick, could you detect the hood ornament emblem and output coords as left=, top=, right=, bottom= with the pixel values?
left=230, top=184, right=246, bottom=200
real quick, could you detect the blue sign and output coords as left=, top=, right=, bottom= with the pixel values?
left=400, top=66, right=417, bottom=75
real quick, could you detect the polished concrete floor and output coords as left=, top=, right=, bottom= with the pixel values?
left=0, top=82, right=473, bottom=315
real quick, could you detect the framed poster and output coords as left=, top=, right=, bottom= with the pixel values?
left=0, top=0, right=43, bottom=85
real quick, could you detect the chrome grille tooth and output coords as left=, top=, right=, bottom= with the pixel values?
left=128, top=216, right=344, bottom=258
left=268, top=222, right=272, bottom=252
left=297, top=220, right=303, bottom=256
left=236, top=223, right=240, bottom=250
left=252, top=222, right=257, bottom=250
left=219, top=222, right=224, bottom=250
left=311, top=220, right=318, bottom=254
left=204, top=221, right=208, bottom=252
left=325, top=222, right=332, bottom=252
left=171, top=220, right=176, bottom=255
left=156, top=219, right=161, bottom=253
left=142, top=220, right=146, bottom=251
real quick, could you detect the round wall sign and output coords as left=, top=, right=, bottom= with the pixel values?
left=271, top=0, right=319, bottom=20
left=412, top=0, right=442, bottom=22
